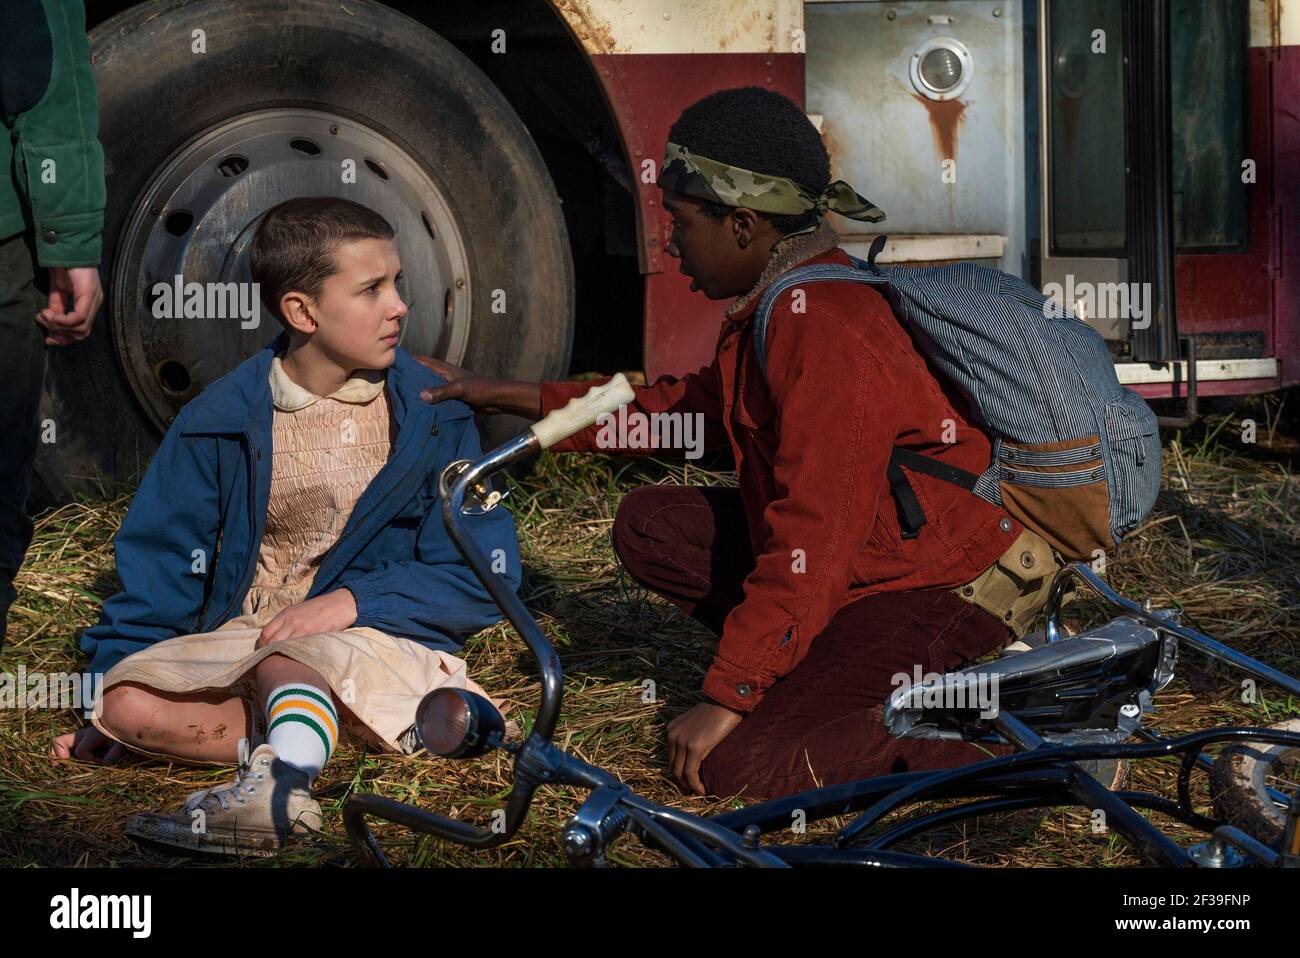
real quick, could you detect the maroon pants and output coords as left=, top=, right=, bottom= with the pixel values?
left=611, top=484, right=1012, bottom=800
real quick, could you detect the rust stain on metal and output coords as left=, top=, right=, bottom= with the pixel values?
left=819, top=119, right=844, bottom=181
left=552, top=0, right=785, bottom=54
left=911, top=94, right=967, bottom=163
left=718, top=5, right=761, bottom=52
left=550, top=0, right=619, bottom=55
left=589, top=17, right=619, bottom=53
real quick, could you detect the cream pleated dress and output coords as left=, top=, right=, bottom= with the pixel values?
left=90, top=357, right=500, bottom=763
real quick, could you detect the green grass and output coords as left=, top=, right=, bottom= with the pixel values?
left=2, top=394, right=1297, bottom=867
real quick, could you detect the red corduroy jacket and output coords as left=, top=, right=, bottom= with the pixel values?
left=539, top=248, right=1021, bottom=712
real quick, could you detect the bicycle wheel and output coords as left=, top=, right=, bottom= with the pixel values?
left=1210, top=718, right=1300, bottom=846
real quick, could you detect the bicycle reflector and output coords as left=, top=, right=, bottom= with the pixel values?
left=415, top=688, right=504, bottom=759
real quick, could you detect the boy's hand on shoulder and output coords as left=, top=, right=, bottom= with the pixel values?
left=414, top=354, right=541, bottom=418
left=416, top=356, right=501, bottom=410
left=256, top=589, right=358, bottom=646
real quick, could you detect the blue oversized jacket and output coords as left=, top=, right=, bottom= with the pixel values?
left=80, top=334, right=522, bottom=677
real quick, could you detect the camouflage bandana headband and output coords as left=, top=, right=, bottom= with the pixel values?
left=657, top=140, right=885, bottom=232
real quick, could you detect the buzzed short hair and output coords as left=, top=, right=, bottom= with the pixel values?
left=250, top=196, right=395, bottom=326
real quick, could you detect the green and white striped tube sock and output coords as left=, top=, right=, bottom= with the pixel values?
left=265, top=683, right=338, bottom=781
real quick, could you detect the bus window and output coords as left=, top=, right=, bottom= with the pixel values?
left=1047, top=0, right=1251, bottom=258
left=1048, top=0, right=1127, bottom=258
left=1170, top=0, right=1249, bottom=251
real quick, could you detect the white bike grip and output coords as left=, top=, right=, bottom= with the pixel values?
left=530, top=373, right=635, bottom=450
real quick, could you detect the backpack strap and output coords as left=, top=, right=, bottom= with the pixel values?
left=750, top=250, right=985, bottom=540
left=886, top=452, right=928, bottom=539
left=752, top=255, right=887, bottom=379
left=886, top=449, right=982, bottom=539
left=866, top=233, right=888, bottom=272
left=890, top=447, right=980, bottom=491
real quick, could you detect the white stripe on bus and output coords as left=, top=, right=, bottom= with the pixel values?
left=550, top=0, right=803, bottom=55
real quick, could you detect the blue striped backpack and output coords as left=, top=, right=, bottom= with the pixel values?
left=753, top=245, right=1162, bottom=561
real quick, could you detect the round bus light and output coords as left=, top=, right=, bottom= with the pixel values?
left=910, top=38, right=973, bottom=101
left=415, top=687, right=504, bottom=759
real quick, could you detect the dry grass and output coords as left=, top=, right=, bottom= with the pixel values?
left=1, top=395, right=1297, bottom=867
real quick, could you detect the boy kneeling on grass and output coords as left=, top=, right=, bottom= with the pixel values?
left=50, top=197, right=520, bottom=855
left=419, top=88, right=1063, bottom=801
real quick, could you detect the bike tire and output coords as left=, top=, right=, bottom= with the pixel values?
left=1210, top=717, right=1300, bottom=846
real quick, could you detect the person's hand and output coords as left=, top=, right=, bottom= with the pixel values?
left=414, top=355, right=540, bottom=416
left=50, top=724, right=127, bottom=765
left=665, top=701, right=744, bottom=795
left=256, top=590, right=357, bottom=646
left=37, top=266, right=103, bottom=346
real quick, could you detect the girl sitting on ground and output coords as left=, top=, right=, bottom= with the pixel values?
left=51, top=196, right=520, bottom=855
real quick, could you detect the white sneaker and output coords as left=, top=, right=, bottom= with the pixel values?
left=126, top=738, right=323, bottom=856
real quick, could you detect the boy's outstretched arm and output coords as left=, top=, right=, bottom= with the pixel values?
left=416, top=355, right=729, bottom=458
left=336, top=413, right=522, bottom=645
left=80, top=411, right=222, bottom=678
left=416, top=356, right=543, bottom=418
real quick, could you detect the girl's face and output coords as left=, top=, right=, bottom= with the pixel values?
left=285, top=237, right=407, bottom=371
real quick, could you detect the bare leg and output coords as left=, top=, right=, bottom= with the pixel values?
left=88, top=652, right=353, bottom=766
left=95, top=681, right=254, bottom=764
left=254, top=652, right=334, bottom=705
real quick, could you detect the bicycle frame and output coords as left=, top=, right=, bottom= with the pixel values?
left=344, top=412, right=1300, bottom=869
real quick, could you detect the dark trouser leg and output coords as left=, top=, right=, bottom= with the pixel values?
left=610, top=484, right=754, bottom=635
left=611, top=484, right=1013, bottom=801
left=698, top=588, right=1013, bottom=800
left=0, top=231, right=47, bottom=646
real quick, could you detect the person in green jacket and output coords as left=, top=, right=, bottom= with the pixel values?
left=0, top=0, right=106, bottom=646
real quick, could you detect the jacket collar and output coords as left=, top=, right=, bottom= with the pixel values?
left=180, top=332, right=457, bottom=435
left=724, top=219, right=846, bottom=327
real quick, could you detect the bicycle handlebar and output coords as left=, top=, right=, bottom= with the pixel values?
left=530, top=373, right=635, bottom=449
left=1046, top=562, right=1300, bottom=698
left=346, top=376, right=636, bottom=861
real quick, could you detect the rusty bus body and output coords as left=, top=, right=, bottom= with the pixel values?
left=54, top=0, right=1297, bottom=495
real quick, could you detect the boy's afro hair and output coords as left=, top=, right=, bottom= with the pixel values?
left=667, top=86, right=831, bottom=235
